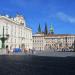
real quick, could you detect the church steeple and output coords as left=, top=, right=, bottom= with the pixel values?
left=38, top=24, right=41, bottom=33
left=50, top=24, right=54, bottom=34
left=44, top=23, right=48, bottom=35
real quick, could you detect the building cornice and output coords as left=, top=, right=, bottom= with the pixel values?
left=0, top=16, right=21, bottom=25
left=0, top=16, right=32, bottom=30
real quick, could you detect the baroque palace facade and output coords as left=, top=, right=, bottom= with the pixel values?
left=0, top=14, right=32, bottom=51
left=33, top=25, right=75, bottom=51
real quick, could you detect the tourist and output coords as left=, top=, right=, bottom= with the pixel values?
left=6, top=45, right=9, bottom=54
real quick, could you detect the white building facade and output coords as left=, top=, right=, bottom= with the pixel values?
left=0, top=14, right=32, bottom=51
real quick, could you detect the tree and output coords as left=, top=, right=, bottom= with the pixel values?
left=38, top=24, right=41, bottom=33
left=44, top=23, right=48, bottom=35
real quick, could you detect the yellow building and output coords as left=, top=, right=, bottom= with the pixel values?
left=33, top=33, right=75, bottom=51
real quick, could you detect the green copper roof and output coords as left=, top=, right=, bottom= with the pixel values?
left=50, top=24, right=54, bottom=33
left=50, top=24, right=54, bottom=31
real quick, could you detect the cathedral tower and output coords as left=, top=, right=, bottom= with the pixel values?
left=50, top=24, right=54, bottom=34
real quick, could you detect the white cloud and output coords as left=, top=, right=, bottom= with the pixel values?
left=56, top=12, right=75, bottom=23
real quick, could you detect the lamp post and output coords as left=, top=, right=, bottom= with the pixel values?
left=65, top=36, right=68, bottom=48
left=74, top=40, right=75, bottom=52
left=0, top=26, right=9, bottom=48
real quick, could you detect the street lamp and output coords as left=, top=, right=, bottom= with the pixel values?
left=65, top=36, right=68, bottom=48
left=73, top=40, right=75, bottom=51
left=0, top=26, right=9, bottom=48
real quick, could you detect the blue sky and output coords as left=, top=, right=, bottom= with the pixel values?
left=0, top=0, right=75, bottom=34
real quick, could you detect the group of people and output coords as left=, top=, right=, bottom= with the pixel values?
left=23, top=48, right=35, bottom=54
left=6, top=46, right=35, bottom=54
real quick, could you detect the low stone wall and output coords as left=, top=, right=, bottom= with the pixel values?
left=0, top=49, right=75, bottom=57
left=0, top=48, right=7, bottom=55
left=34, top=51, right=75, bottom=57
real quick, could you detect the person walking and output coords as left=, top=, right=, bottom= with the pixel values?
left=6, top=45, right=9, bottom=54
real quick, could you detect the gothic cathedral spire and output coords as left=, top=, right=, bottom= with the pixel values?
left=50, top=24, right=54, bottom=34
left=44, top=23, right=48, bottom=35
left=38, top=24, right=41, bottom=33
